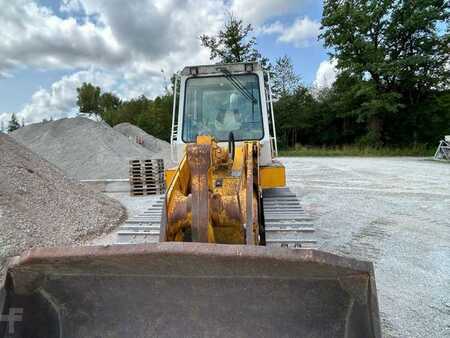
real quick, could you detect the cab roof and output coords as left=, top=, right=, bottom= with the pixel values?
left=181, top=62, right=262, bottom=76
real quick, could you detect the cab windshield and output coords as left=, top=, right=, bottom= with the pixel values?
left=182, top=74, right=263, bottom=142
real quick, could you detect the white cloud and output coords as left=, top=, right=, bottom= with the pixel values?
left=0, top=67, right=175, bottom=128
left=260, top=21, right=285, bottom=35
left=9, top=67, right=173, bottom=126
left=313, top=59, right=338, bottom=90
left=18, top=69, right=117, bottom=124
left=0, top=0, right=126, bottom=74
left=231, top=0, right=310, bottom=25
left=59, top=0, right=83, bottom=13
left=0, top=0, right=226, bottom=76
left=0, top=0, right=320, bottom=126
left=76, top=0, right=220, bottom=61
left=278, top=17, right=320, bottom=47
left=262, top=17, right=320, bottom=48
left=0, top=0, right=227, bottom=125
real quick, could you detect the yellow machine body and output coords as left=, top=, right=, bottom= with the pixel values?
left=164, top=149, right=286, bottom=190
left=161, top=136, right=282, bottom=245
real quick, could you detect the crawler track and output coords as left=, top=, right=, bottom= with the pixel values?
left=116, top=196, right=164, bottom=244
left=116, top=188, right=316, bottom=248
left=263, top=188, right=317, bottom=249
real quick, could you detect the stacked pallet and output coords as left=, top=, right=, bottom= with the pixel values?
left=129, top=159, right=165, bottom=196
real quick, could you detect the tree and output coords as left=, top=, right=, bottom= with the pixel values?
left=200, top=13, right=271, bottom=69
left=325, top=73, right=402, bottom=147
left=322, top=0, right=449, bottom=93
left=75, top=81, right=174, bottom=142
left=136, top=94, right=173, bottom=142
left=99, top=92, right=121, bottom=125
left=272, top=55, right=301, bottom=99
left=76, top=83, right=122, bottom=124
left=76, top=83, right=101, bottom=120
left=7, top=113, right=21, bottom=132
left=321, top=0, right=450, bottom=145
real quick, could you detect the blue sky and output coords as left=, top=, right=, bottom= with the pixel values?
left=0, top=0, right=336, bottom=126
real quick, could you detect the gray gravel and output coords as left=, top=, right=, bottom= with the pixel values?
left=0, top=133, right=125, bottom=275
left=11, top=117, right=159, bottom=180
left=282, top=157, right=450, bottom=338
left=113, top=122, right=170, bottom=156
left=113, top=122, right=174, bottom=168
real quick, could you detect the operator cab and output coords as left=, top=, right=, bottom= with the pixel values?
left=183, top=72, right=263, bottom=142
left=171, top=62, right=277, bottom=166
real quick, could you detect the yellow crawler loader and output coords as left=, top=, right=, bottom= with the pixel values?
left=1, top=62, right=381, bottom=337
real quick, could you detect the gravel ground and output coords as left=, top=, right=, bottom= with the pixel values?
left=282, top=157, right=450, bottom=338
left=11, top=117, right=161, bottom=180
left=0, top=133, right=126, bottom=275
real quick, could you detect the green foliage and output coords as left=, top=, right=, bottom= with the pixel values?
left=274, top=86, right=316, bottom=148
left=275, top=81, right=449, bottom=150
left=321, top=0, right=449, bottom=93
left=272, top=55, right=301, bottom=98
left=99, top=92, right=122, bottom=125
left=200, top=13, right=271, bottom=70
left=75, top=83, right=173, bottom=142
left=319, top=0, right=450, bottom=145
left=72, top=7, right=449, bottom=153
left=77, top=82, right=125, bottom=124
left=135, top=95, right=173, bottom=141
left=76, top=83, right=101, bottom=119
left=280, top=145, right=434, bottom=157
left=7, top=113, right=21, bottom=132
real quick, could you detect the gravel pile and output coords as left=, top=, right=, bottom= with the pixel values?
left=11, top=117, right=160, bottom=179
left=0, top=133, right=125, bottom=274
left=113, top=122, right=170, bottom=155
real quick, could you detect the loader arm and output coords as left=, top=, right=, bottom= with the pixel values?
left=162, top=135, right=260, bottom=246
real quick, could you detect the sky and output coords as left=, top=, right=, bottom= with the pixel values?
left=0, top=0, right=337, bottom=128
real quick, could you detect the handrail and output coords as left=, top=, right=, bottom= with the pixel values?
left=266, top=71, right=278, bottom=157
left=170, top=75, right=178, bottom=145
left=170, top=75, right=179, bottom=162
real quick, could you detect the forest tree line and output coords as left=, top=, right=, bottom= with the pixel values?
left=76, top=1, right=449, bottom=149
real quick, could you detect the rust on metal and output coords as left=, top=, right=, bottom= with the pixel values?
left=245, top=143, right=256, bottom=245
left=1, top=243, right=381, bottom=338
left=163, top=136, right=254, bottom=245
left=187, top=143, right=211, bottom=242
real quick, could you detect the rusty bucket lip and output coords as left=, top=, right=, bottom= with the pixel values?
left=7, top=242, right=373, bottom=274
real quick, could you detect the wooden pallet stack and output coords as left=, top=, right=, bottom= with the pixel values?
left=129, top=159, right=165, bottom=196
